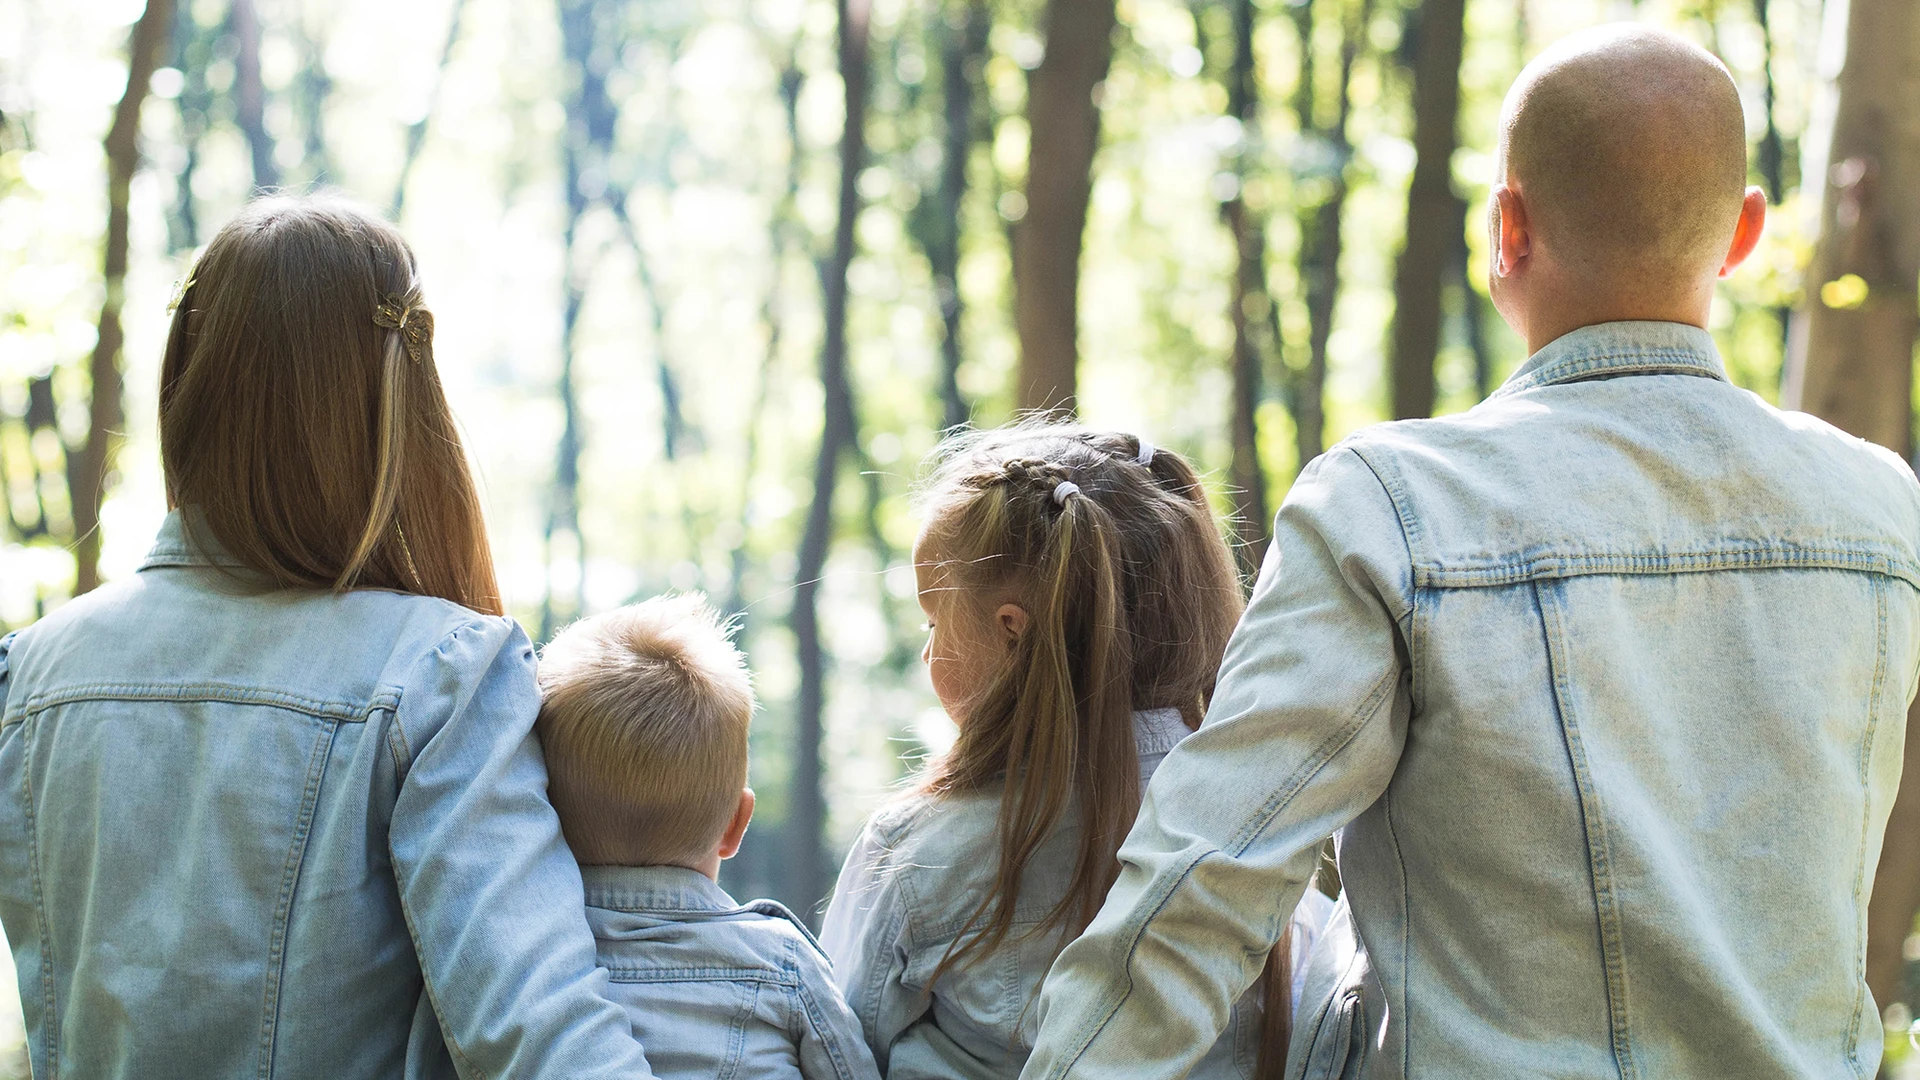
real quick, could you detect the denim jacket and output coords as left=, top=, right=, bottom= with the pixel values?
left=0, top=511, right=651, bottom=1079
left=821, top=708, right=1336, bottom=1079
left=583, top=865, right=879, bottom=1080
left=1021, top=323, right=1920, bottom=1080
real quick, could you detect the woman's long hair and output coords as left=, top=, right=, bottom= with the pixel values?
left=158, top=195, right=500, bottom=615
left=914, top=423, right=1297, bottom=1065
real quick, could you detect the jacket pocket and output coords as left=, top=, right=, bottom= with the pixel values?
left=1298, top=986, right=1367, bottom=1080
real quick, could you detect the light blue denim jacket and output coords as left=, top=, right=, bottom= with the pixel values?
left=822, top=708, right=1336, bottom=1079
left=0, top=511, right=652, bottom=1079
left=583, top=864, right=880, bottom=1080
left=1022, top=323, right=1920, bottom=1080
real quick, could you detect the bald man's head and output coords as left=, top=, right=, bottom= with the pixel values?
left=1498, top=25, right=1748, bottom=292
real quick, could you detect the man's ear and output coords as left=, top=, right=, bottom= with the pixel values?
left=996, top=603, right=1030, bottom=645
left=1491, top=184, right=1531, bottom=278
left=718, top=788, right=755, bottom=860
left=1719, top=187, right=1768, bottom=278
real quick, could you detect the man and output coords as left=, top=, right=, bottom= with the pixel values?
left=1022, top=25, right=1920, bottom=1079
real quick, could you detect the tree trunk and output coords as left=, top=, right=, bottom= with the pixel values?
left=1219, top=0, right=1272, bottom=570
left=1013, top=0, right=1115, bottom=416
left=229, top=0, right=277, bottom=190
left=1388, top=0, right=1466, bottom=421
left=788, top=0, right=871, bottom=924
left=932, top=0, right=986, bottom=430
left=391, top=0, right=469, bottom=218
left=1782, top=0, right=1920, bottom=456
left=72, top=0, right=176, bottom=596
left=1779, top=0, right=1920, bottom=1017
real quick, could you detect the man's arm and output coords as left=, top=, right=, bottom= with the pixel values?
left=1022, top=445, right=1415, bottom=1080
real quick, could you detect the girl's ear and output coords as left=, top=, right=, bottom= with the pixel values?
left=996, top=603, right=1030, bottom=644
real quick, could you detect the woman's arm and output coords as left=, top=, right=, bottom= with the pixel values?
left=388, top=617, right=653, bottom=1079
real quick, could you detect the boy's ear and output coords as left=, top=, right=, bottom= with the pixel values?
left=1491, top=184, right=1531, bottom=278
left=718, top=788, right=755, bottom=861
left=1719, top=187, right=1768, bottom=278
left=996, top=603, right=1030, bottom=645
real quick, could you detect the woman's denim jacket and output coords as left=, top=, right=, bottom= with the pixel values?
left=1021, top=323, right=1920, bottom=1080
left=0, top=512, right=652, bottom=1079
left=821, top=708, right=1335, bottom=1079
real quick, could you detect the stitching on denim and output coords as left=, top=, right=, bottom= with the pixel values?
left=603, top=964, right=800, bottom=985
left=717, top=977, right=755, bottom=1080
left=793, top=953, right=861, bottom=1080
left=256, top=716, right=337, bottom=1078
left=18, top=717, right=56, bottom=1080
left=1536, top=580, right=1636, bottom=1080
left=1490, top=351, right=1723, bottom=399
left=1843, top=580, right=1890, bottom=1075
left=1413, top=545, right=1920, bottom=591
left=1343, top=446, right=1419, bottom=623
left=1044, top=665, right=1399, bottom=1078
left=14, top=682, right=383, bottom=724
left=1382, top=790, right=1411, bottom=1071
left=388, top=841, right=489, bottom=1080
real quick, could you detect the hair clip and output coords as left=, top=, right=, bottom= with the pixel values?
left=1135, top=438, right=1155, bottom=467
left=166, top=276, right=195, bottom=313
left=1052, top=480, right=1080, bottom=506
left=372, top=294, right=431, bottom=363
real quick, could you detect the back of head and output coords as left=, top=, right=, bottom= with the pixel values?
left=537, top=594, right=754, bottom=867
left=1500, top=24, right=1747, bottom=294
left=914, top=420, right=1244, bottom=971
left=160, top=195, right=499, bottom=614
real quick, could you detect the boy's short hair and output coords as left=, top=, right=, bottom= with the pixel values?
left=536, top=594, right=754, bottom=867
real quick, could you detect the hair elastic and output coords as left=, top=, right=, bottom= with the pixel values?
left=1135, top=438, right=1155, bottom=467
left=1052, top=480, right=1080, bottom=506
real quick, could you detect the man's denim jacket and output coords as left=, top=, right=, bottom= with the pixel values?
left=822, top=708, right=1335, bottom=1079
left=0, top=512, right=651, bottom=1079
left=1021, top=323, right=1920, bottom=1080
left=582, top=865, right=879, bottom=1080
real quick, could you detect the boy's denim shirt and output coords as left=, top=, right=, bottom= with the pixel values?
left=821, top=707, right=1335, bottom=1079
left=0, top=512, right=652, bottom=1080
left=581, top=864, right=879, bottom=1080
left=1021, top=323, right=1920, bottom=1080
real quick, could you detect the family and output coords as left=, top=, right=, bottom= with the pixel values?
left=3, top=23, right=1918, bottom=1080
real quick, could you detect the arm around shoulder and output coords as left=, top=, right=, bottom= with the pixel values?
left=388, top=616, right=652, bottom=1079
left=1022, top=446, right=1415, bottom=1080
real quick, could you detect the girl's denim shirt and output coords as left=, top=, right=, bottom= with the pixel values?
left=821, top=707, right=1335, bottom=1079
left=0, top=511, right=652, bottom=1079
left=1021, top=323, right=1920, bottom=1080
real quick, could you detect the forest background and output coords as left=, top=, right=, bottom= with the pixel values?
left=1, top=0, right=1917, bottom=1072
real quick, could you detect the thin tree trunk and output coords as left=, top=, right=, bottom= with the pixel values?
left=1013, top=0, right=1115, bottom=416
left=1784, top=0, right=1920, bottom=1018
left=789, top=0, right=871, bottom=923
left=391, top=0, right=469, bottom=219
left=1782, top=0, right=1920, bottom=456
left=1388, top=0, right=1466, bottom=420
left=72, top=0, right=176, bottom=596
left=229, top=0, right=277, bottom=190
left=166, top=1, right=210, bottom=251
left=932, top=0, right=987, bottom=430
left=1219, top=0, right=1273, bottom=569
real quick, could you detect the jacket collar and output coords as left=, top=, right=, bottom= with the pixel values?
left=580, top=864, right=741, bottom=915
left=139, top=509, right=246, bottom=572
left=1490, top=321, right=1727, bottom=401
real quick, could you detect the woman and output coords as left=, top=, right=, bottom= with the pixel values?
left=0, top=197, right=649, bottom=1078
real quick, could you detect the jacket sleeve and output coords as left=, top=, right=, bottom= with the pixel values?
left=819, top=817, right=924, bottom=1071
left=1021, top=446, right=1415, bottom=1080
left=793, top=938, right=885, bottom=1080
left=388, top=617, right=653, bottom=1079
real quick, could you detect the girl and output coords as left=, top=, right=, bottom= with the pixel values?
left=0, top=197, right=647, bottom=1078
left=820, top=424, right=1334, bottom=1079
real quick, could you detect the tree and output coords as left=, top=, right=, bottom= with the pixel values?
left=71, top=0, right=177, bottom=596
left=926, top=0, right=987, bottom=430
left=1388, top=0, right=1466, bottom=421
left=1013, top=0, right=1116, bottom=415
left=229, top=0, right=277, bottom=191
left=1778, top=0, right=1920, bottom=1014
left=787, top=0, right=872, bottom=922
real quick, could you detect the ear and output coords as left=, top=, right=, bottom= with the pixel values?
left=1719, top=187, right=1768, bottom=278
left=1491, top=184, right=1531, bottom=278
left=717, top=788, right=755, bottom=860
left=995, top=603, right=1030, bottom=645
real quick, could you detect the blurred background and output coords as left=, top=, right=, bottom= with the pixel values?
left=1, top=0, right=1915, bottom=1073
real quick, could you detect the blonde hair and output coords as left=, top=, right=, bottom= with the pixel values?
left=914, top=422, right=1243, bottom=963
left=159, top=195, right=499, bottom=614
left=536, top=594, right=755, bottom=867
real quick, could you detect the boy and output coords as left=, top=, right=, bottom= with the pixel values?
left=537, top=594, right=880, bottom=1080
